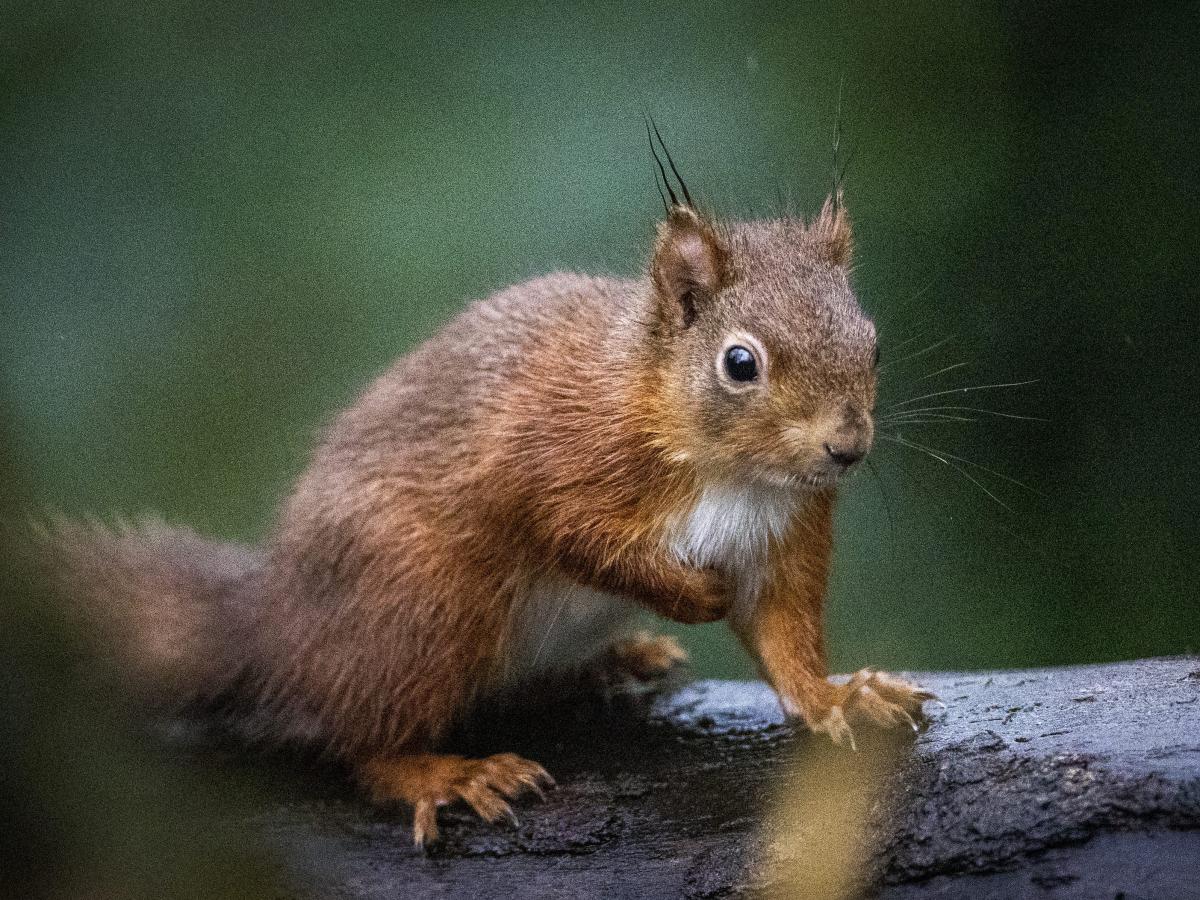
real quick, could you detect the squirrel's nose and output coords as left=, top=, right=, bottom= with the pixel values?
left=822, top=404, right=873, bottom=469
left=824, top=441, right=866, bottom=468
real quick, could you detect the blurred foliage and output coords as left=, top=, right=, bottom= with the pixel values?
left=3, top=1, right=1197, bottom=681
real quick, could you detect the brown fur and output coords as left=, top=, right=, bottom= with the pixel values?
left=25, top=516, right=261, bottom=707
left=605, top=631, right=689, bottom=681
left=38, top=196, right=930, bottom=844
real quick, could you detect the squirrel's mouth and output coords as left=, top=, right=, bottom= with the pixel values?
left=797, top=469, right=848, bottom=490
left=755, top=465, right=847, bottom=492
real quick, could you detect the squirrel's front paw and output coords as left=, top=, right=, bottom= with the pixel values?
left=790, top=669, right=936, bottom=751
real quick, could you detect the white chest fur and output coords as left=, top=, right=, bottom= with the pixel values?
left=503, top=481, right=796, bottom=683
left=667, top=481, right=797, bottom=625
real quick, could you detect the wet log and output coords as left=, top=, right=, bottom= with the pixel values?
left=230, top=657, right=1200, bottom=899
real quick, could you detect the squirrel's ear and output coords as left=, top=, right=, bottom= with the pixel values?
left=650, top=207, right=729, bottom=328
left=809, top=193, right=853, bottom=267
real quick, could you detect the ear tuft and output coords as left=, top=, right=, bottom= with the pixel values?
left=809, top=193, right=853, bottom=267
left=650, top=207, right=728, bottom=328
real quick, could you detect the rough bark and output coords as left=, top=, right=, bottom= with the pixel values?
left=225, top=657, right=1200, bottom=899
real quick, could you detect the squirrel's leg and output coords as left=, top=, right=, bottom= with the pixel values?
left=556, top=540, right=730, bottom=625
left=357, top=752, right=554, bottom=846
left=733, top=493, right=933, bottom=748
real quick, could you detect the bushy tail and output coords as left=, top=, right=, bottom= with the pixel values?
left=23, top=517, right=264, bottom=709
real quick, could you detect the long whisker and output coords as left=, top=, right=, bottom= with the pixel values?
left=863, top=457, right=898, bottom=571
left=881, top=433, right=1041, bottom=496
left=886, top=379, right=1038, bottom=410
left=882, top=405, right=1048, bottom=422
left=882, top=413, right=978, bottom=424
left=877, top=444, right=1048, bottom=558
left=915, top=361, right=970, bottom=382
left=879, top=434, right=1015, bottom=513
left=879, top=335, right=954, bottom=371
left=880, top=324, right=935, bottom=353
left=884, top=275, right=943, bottom=324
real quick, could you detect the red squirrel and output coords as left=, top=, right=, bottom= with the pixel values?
left=39, top=145, right=932, bottom=845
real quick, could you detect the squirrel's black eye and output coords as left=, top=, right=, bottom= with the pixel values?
left=724, top=345, right=758, bottom=382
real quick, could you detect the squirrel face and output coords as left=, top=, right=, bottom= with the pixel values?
left=648, top=202, right=876, bottom=490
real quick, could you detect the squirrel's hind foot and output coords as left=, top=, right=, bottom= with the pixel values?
left=604, top=630, right=689, bottom=682
left=358, top=752, right=554, bottom=846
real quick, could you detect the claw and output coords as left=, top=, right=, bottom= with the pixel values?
left=494, top=799, right=520, bottom=828
left=359, top=752, right=553, bottom=847
left=473, top=792, right=513, bottom=823
left=791, top=670, right=937, bottom=750
left=516, top=773, right=547, bottom=800
left=818, top=705, right=857, bottom=751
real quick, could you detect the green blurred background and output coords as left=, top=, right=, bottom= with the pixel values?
left=4, top=0, right=1197, bottom=681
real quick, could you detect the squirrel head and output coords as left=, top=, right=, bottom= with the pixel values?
left=646, top=198, right=876, bottom=490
